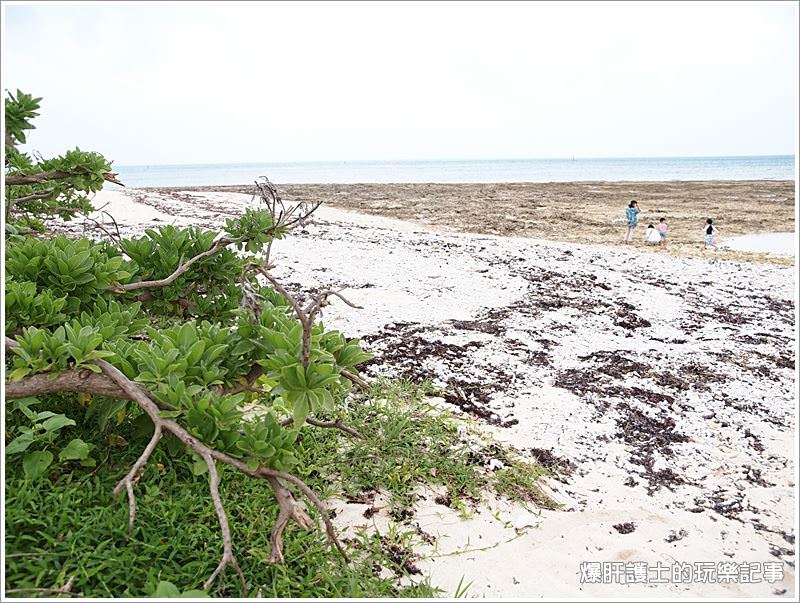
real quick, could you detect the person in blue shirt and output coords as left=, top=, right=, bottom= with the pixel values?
left=624, top=200, right=641, bottom=244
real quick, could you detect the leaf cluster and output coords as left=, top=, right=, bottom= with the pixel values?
left=6, top=397, right=93, bottom=480
left=5, top=235, right=131, bottom=315
left=6, top=230, right=373, bottom=480
left=5, top=90, right=114, bottom=225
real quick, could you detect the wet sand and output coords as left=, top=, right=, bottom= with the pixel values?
left=146, top=180, right=796, bottom=265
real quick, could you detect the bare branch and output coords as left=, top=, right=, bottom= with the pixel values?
left=248, top=263, right=367, bottom=372
left=253, top=177, right=322, bottom=232
left=251, top=264, right=307, bottom=327
left=4, top=366, right=132, bottom=400
left=101, top=210, right=123, bottom=241
left=2, top=349, right=175, bottom=413
left=265, top=475, right=313, bottom=564
left=5, top=171, right=124, bottom=187
left=257, top=467, right=349, bottom=562
left=279, top=415, right=366, bottom=440
left=113, top=425, right=163, bottom=533
left=201, top=451, right=248, bottom=596
left=221, top=364, right=264, bottom=395
left=109, top=237, right=236, bottom=293
left=95, top=357, right=347, bottom=589
left=341, top=369, right=370, bottom=389
left=84, top=214, right=125, bottom=251
left=305, top=289, right=364, bottom=328
left=8, top=190, right=56, bottom=204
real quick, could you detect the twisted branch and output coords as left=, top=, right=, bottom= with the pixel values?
left=341, top=369, right=369, bottom=389
left=108, top=178, right=320, bottom=295
left=249, top=264, right=363, bottom=370
left=201, top=450, right=247, bottom=593
left=108, top=236, right=238, bottom=293
left=4, top=338, right=348, bottom=595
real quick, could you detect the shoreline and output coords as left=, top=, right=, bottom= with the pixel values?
left=135, top=180, right=796, bottom=266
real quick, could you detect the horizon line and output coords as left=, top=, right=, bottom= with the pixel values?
left=114, top=153, right=796, bottom=169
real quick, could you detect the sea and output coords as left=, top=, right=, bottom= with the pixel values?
left=112, top=155, right=795, bottom=188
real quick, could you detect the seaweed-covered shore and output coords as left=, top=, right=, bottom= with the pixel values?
left=69, top=189, right=796, bottom=597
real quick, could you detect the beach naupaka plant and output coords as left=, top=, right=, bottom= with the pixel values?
left=4, top=90, right=124, bottom=231
left=4, top=93, right=373, bottom=595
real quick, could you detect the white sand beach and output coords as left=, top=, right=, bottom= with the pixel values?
left=724, top=233, right=797, bottom=257
left=69, top=189, right=797, bottom=598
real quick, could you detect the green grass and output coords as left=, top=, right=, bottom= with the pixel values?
left=4, top=380, right=553, bottom=597
left=493, top=464, right=557, bottom=509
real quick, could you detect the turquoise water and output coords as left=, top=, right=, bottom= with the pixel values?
left=112, top=155, right=795, bottom=187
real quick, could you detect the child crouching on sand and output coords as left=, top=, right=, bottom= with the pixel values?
left=657, top=217, right=668, bottom=246
left=645, top=224, right=661, bottom=245
left=704, top=218, right=719, bottom=250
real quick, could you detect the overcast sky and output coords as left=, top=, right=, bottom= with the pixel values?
left=2, top=1, right=797, bottom=165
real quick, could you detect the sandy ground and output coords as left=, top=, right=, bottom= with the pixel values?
left=61, top=189, right=797, bottom=598
left=150, top=180, right=797, bottom=266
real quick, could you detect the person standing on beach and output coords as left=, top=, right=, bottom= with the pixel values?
left=657, top=217, right=668, bottom=246
left=624, top=201, right=640, bottom=244
left=704, top=218, right=719, bottom=250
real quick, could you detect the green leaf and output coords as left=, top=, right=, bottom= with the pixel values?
left=191, top=457, right=209, bottom=476
left=292, top=396, right=309, bottom=428
left=153, top=581, right=182, bottom=597
left=8, top=367, right=31, bottom=382
left=59, top=438, right=91, bottom=461
left=5, top=433, right=35, bottom=455
left=13, top=397, right=39, bottom=420
left=180, top=590, right=209, bottom=598
left=281, top=364, right=306, bottom=390
left=40, top=415, right=76, bottom=432
left=22, top=450, right=54, bottom=479
left=178, top=323, right=197, bottom=349
left=158, top=410, right=183, bottom=419
left=186, top=340, right=206, bottom=365
left=320, top=388, right=335, bottom=412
